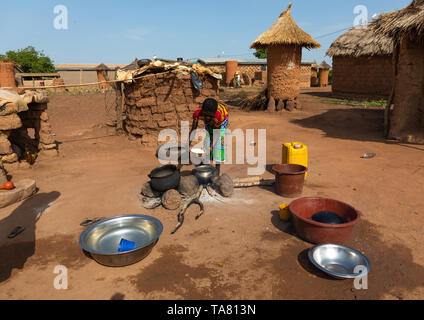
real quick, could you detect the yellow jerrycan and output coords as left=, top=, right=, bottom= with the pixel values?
left=282, top=142, right=308, bottom=178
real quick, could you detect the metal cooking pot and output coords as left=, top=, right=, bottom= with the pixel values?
left=192, top=164, right=217, bottom=184
left=148, top=164, right=180, bottom=192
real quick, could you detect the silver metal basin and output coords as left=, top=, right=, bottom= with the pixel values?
left=308, top=244, right=370, bottom=279
left=78, top=214, right=163, bottom=267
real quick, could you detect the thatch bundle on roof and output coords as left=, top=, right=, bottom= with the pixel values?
left=372, top=0, right=424, bottom=42
left=250, top=3, right=320, bottom=50
left=326, top=27, right=393, bottom=57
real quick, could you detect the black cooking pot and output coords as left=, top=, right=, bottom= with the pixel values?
left=148, top=164, right=180, bottom=192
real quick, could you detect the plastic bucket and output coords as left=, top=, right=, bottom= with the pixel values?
left=279, top=203, right=291, bottom=220
left=272, top=164, right=307, bottom=198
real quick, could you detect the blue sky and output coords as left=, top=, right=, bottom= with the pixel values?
left=0, top=0, right=411, bottom=66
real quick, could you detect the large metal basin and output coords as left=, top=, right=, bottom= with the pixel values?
left=78, top=214, right=163, bottom=267
left=308, top=244, right=371, bottom=279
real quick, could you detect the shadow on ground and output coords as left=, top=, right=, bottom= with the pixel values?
left=301, top=91, right=334, bottom=98
left=262, top=216, right=424, bottom=299
left=291, top=108, right=385, bottom=142
left=0, top=191, right=60, bottom=283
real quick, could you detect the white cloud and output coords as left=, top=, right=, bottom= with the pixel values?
left=123, top=28, right=149, bottom=41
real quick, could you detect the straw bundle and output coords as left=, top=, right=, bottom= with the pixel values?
left=326, top=27, right=393, bottom=57
left=372, top=0, right=424, bottom=42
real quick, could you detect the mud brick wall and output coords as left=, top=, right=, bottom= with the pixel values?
left=123, top=70, right=219, bottom=146
left=0, top=61, right=16, bottom=88
left=300, top=65, right=312, bottom=88
left=204, top=64, right=266, bottom=87
left=0, top=99, right=57, bottom=171
left=332, top=55, right=393, bottom=100
left=389, top=38, right=424, bottom=143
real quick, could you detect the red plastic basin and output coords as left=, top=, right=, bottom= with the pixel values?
left=289, top=197, right=360, bottom=244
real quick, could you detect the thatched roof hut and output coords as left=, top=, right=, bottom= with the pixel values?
left=250, top=3, right=320, bottom=50
left=326, top=27, right=393, bottom=57
left=250, top=2, right=320, bottom=111
left=326, top=26, right=394, bottom=101
left=372, top=0, right=424, bottom=143
left=373, top=0, right=424, bottom=42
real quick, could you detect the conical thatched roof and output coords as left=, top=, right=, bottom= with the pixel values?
left=95, top=63, right=110, bottom=71
left=372, top=0, right=424, bottom=41
left=319, top=61, right=331, bottom=69
left=250, top=3, right=321, bottom=49
left=326, top=26, right=393, bottom=57
left=311, top=60, right=319, bottom=69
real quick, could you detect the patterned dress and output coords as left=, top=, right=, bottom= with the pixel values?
left=193, top=103, right=229, bottom=162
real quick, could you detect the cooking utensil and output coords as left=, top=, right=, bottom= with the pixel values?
left=148, top=164, right=180, bottom=192
left=192, top=164, right=217, bottom=184
left=78, top=214, right=163, bottom=267
left=308, top=244, right=370, bottom=279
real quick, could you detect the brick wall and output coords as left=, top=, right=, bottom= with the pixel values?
left=332, top=55, right=393, bottom=100
left=123, top=70, right=219, bottom=146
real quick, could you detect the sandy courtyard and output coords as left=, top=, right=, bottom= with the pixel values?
left=0, top=88, right=423, bottom=300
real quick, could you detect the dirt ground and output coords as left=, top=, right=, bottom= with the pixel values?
left=0, top=87, right=423, bottom=300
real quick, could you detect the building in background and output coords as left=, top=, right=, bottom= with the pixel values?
left=198, top=58, right=314, bottom=88
left=15, top=73, right=60, bottom=87
left=326, top=26, right=394, bottom=100
left=250, top=3, right=320, bottom=111
left=55, top=64, right=126, bottom=85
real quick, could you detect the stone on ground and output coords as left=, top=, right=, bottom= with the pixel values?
left=0, top=179, right=37, bottom=208
left=162, top=189, right=181, bottom=210
left=178, top=174, right=199, bottom=196
left=141, top=181, right=161, bottom=198
left=212, top=173, right=234, bottom=197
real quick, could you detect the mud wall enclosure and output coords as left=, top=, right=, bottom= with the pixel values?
left=123, top=71, right=219, bottom=146
left=0, top=92, right=58, bottom=170
left=332, top=55, right=393, bottom=100
left=389, top=39, right=424, bottom=143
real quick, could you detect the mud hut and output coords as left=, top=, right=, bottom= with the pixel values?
left=326, top=26, right=394, bottom=100
left=310, top=61, right=319, bottom=87
left=318, top=61, right=331, bottom=87
left=95, top=63, right=112, bottom=90
left=250, top=2, right=320, bottom=111
left=373, top=0, right=424, bottom=142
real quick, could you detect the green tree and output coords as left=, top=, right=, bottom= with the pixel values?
left=253, top=49, right=267, bottom=59
left=0, top=46, right=55, bottom=73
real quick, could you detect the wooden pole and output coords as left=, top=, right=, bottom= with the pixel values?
left=385, top=42, right=400, bottom=139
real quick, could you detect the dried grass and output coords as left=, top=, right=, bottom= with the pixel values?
left=372, top=0, right=424, bottom=42
left=250, top=3, right=320, bottom=50
left=326, top=27, right=393, bottom=57
left=240, top=89, right=269, bottom=111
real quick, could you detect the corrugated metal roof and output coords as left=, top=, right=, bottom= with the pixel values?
left=56, top=64, right=126, bottom=70
left=16, top=73, right=60, bottom=77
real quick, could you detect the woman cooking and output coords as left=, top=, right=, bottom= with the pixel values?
left=190, top=98, right=229, bottom=176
